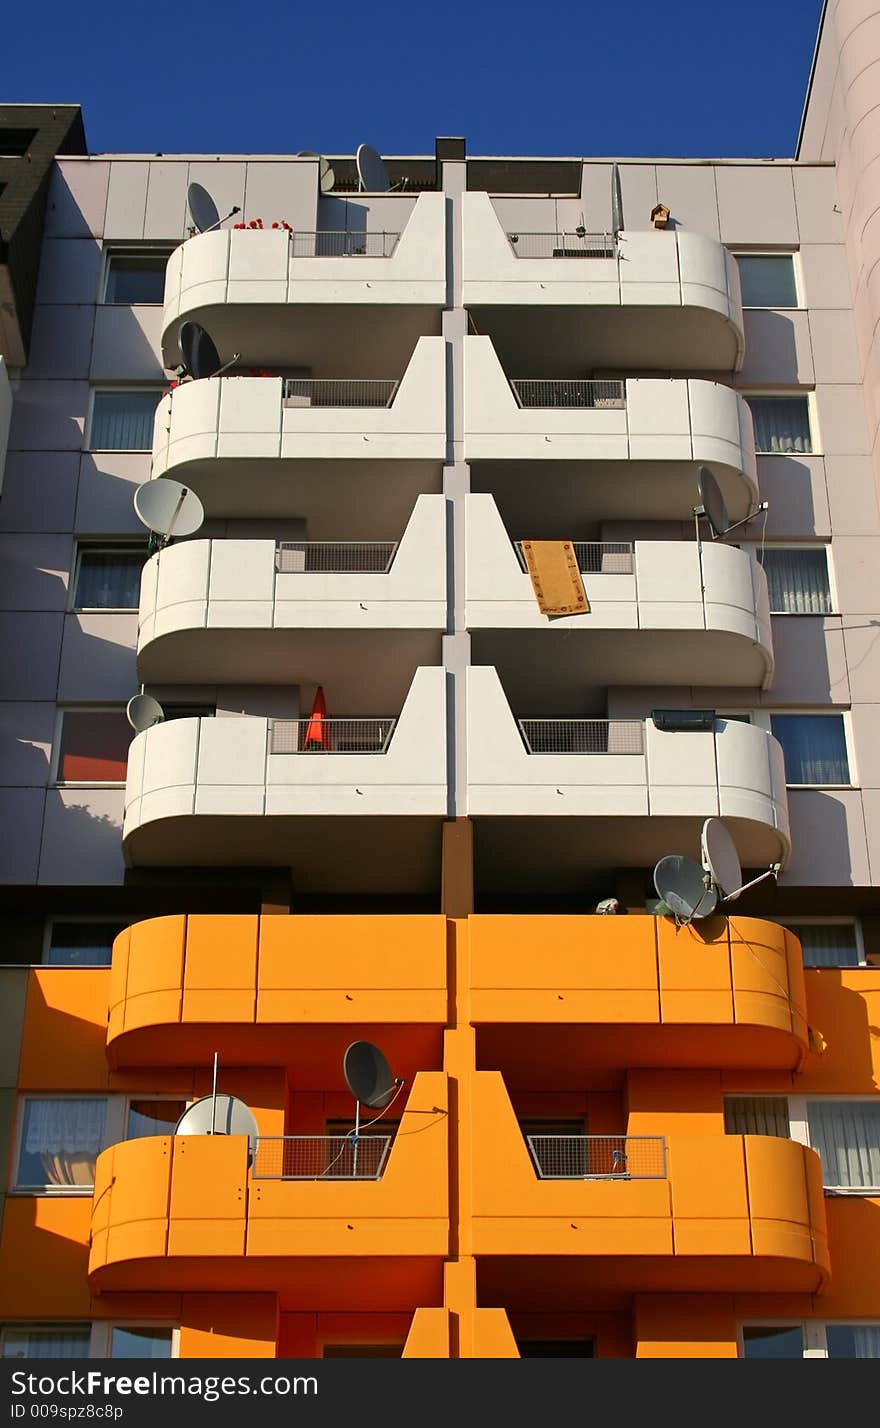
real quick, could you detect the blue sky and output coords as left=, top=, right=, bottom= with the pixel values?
left=6, top=0, right=824, bottom=158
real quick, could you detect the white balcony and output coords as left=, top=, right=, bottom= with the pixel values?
left=149, top=337, right=446, bottom=519
left=466, top=495, right=773, bottom=690
left=122, top=667, right=447, bottom=889
left=160, top=192, right=446, bottom=371
left=136, top=495, right=445, bottom=684
left=467, top=666, right=789, bottom=884
left=464, top=337, right=757, bottom=521
left=461, top=192, right=744, bottom=373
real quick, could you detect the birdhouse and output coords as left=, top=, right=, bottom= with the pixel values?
left=651, top=203, right=671, bottom=229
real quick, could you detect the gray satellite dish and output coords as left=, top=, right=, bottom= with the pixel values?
left=696, top=466, right=731, bottom=540
left=611, top=163, right=624, bottom=238
left=175, top=1094, right=259, bottom=1150
left=126, top=694, right=165, bottom=733
left=701, top=817, right=743, bottom=902
left=297, top=151, right=336, bottom=193
left=356, top=143, right=390, bottom=193
left=187, top=182, right=220, bottom=234
left=653, top=854, right=718, bottom=923
left=344, top=1040, right=398, bottom=1109
left=134, top=479, right=205, bottom=545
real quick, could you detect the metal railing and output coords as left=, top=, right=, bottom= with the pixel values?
left=527, top=1135, right=667, bottom=1180
left=252, top=1135, right=392, bottom=1180
left=515, top=541, right=634, bottom=575
left=289, top=230, right=400, bottom=258
left=518, top=719, right=645, bottom=755
left=269, top=717, right=397, bottom=754
left=276, top=541, right=398, bottom=574
left=506, top=231, right=617, bottom=259
left=510, top=379, right=626, bottom=410
left=282, top=379, right=399, bottom=408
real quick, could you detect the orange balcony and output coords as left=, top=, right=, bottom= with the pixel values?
left=88, top=1072, right=448, bottom=1296
left=472, top=1073, right=829, bottom=1296
left=107, top=915, right=447, bottom=1076
left=472, top=916, right=809, bottom=1076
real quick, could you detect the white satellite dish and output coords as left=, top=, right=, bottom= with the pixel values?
left=356, top=143, right=390, bottom=193
left=126, top=694, right=165, bottom=733
left=134, top=479, right=204, bottom=546
left=296, top=150, right=336, bottom=193
left=175, top=1094, right=259, bottom=1149
left=653, top=854, right=718, bottom=925
left=701, top=816, right=783, bottom=903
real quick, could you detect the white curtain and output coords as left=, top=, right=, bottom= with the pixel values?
left=758, top=549, right=831, bottom=614
left=827, top=1324, right=880, bottom=1358
left=3, top=1327, right=91, bottom=1358
left=808, top=1101, right=880, bottom=1188
left=75, top=551, right=144, bottom=609
left=770, top=715, right=849, bottom=785
left=23, top=1098, right=107, bottom=1187
left=795, top=924, right=860, bottom=968
left=90, top=392, right=161, bottom=450
left=746, top=397, right=812, bottom=454
left=852, top=1327, right=880, bottom=1358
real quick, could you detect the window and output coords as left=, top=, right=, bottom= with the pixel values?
left=740, top=1323, right=880, bottom=1358
left=736, top=255, right=798, bottom=308
left=103, top=249, right=172, bottom=305
left=724, top=1096, right=790, bottom=1138
left=126, top=1100, right=187, bottom=1140
left=757, top=547, right=832, bottom=614
left=45, top=921, right=127, bottom=967
left=74, top=547, right=147, bottom=610
left=825, top=1325, right=880, bottom=1358
left=1, top=1325, right=91, bottom=1359
left=770, top=714, right=850, bottom=786
left=56, top=709, right=134, bottom=784
left=807, top=1101, right=880, bottom=1190
left=784, top=921, right=863, bottom=968
left=745, top=396, right=813, bottom=454
left=110, top=1327, right=174, bottom=1359
left=89, top=390, right=163, bottom=451
left=16, top=1098, right=108, bottom=1190
left=741, top=1326, right=804, bottom=1358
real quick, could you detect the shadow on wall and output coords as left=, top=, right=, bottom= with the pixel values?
left=783, top=791, right=861, bottom=888
left=0, top=1195, right=92, bottom=1320
left=800, top=968, right=880, bottom=1094
left=38, top=791, right=126, bottom=884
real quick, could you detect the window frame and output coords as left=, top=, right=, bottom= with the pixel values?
left=100, top=245, right=175, bottom=307
left=10, top=1094, right=122, bottom=1196
left=69, top=542, right=148, bottom=614
left=752, top=708, right=856, bottom=788
left=86, top=386, right=165, bottom=453
left=747, top=542, right=836, bottom=616
left=51, top=705, right=134, bottom=788
left=778, top=917, right=866, bottom=969
left=42, top=916, right=130, bottom=968
left=732, top=250, right=801, bottom=310
left=742, top=389, right=820, bottom=457
left=124, top=1095, right=190, bottom=1141
left=801, top=1094, right=880, bottom=1194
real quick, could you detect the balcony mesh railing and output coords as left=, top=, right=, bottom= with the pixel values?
left=506, top=231, right=617, bottom=259
left=252, top=1135, right=392, bottom=1180
left=289, top=230, right=400, bottom=258
left=515, top=541, right=634, bottom=575
left=282, top=379, right=399, bottom=408
left=276, top=542, right=398, bottom=574
left=527, top=1135, right=667, bottom=1180
left=518, top=719, right=645, bottom=755
left=510, top=380, right=626, bottom=410
left=268, top=717, right=396, bottom=754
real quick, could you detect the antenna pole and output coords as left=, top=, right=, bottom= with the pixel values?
left=352, top=1101, right=360, bottom=1179
left=163, top=487, right=189, bottom=545
left=210, top=1051, right=219, bottom=1135
left=200, top=206, right=242, bottom=236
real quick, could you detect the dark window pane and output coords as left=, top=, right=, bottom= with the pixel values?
left=770, top=715, right=849, bottom=785
left=75, top=549, right=147, bottom=609
left=826, top=1325, right=880, bottom=1358
left=2, top=1326, right=91, bottom=1358
left=105, top=255, right=169, bottom=304
left=758, top=549, right=831, bottom=614
left=724, top=1097, right=790, bottom=1138
left=737, top=256, right=797, bottom=308
left=793, top=924, right=861, bottom=968
left=745, top=397, right=812, bottom=454
left=91, top=392, right=162, bottom=450
left=58, top=711, right=133, bottom=782
left=111, top=1327, right=173, bottom=1358
left=322, top=1345, right=404, bottom=1358
left=517, top=1340, right=595, bottom=1358
left=47, top=921, right=125, bottom=967
left=127, top=1101, right=187, bottom=1139
left=742, top=1326, right=803, bottom=1358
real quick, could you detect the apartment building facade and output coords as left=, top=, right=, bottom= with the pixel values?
left=0, top=0, right=879, bottom=1360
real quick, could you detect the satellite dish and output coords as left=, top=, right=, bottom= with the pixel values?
left=187, top=182, right=220, bottom=234
left=701, top=817, right=743, bottom=902
left=653, top=854, right=718, bottom=924
left=297, top=151, right=336, bottom=193
left=134, top=479, right=205, bottom=544
left=696, top=466, right=731, bottom=540
left=344, top=1040, right=397, bottom=1109
left=356, top=143, right=390, bottom=193
left=126, top=694, right=165, bottom=733
left=175, top=1094, right=259, bottom=1149
left=611, top=164, right=624, bottom=238
left=179, top=321, right=222, bottom=381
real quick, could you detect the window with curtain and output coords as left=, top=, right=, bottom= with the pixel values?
left=770, top=714, right=850, bottom=785
left=104, top=250, right=172, bottom=304
left=741, top=1326, right=803, bottom=1358
left=745, top=396, right=813, bottom=454
left=90, top=391, right=162, bottom=450
left=74, top=548, right=147, bottom=609
left=46, top=921, right=126, bottom=967
left=807, top=1101, right=880, bottom=1189
left=2, top=1325, right=91, bottom=1358
left=110, top=1327, right=174, bottom=1358
left=757, top=548, right=831, bottom=614
left=17, top=1098, right=108, bottom=1189
left=56, top=710, right=134, bottom=783
left=723, top=1096, right=790, bottom=1138
left=126, top=1100, right=187, bottom=1139
left=736, top=255, right=798, bottom=308
left=826, top=1325, right=880, bottom=1358
left=786, top=923, right=862, bottom=968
